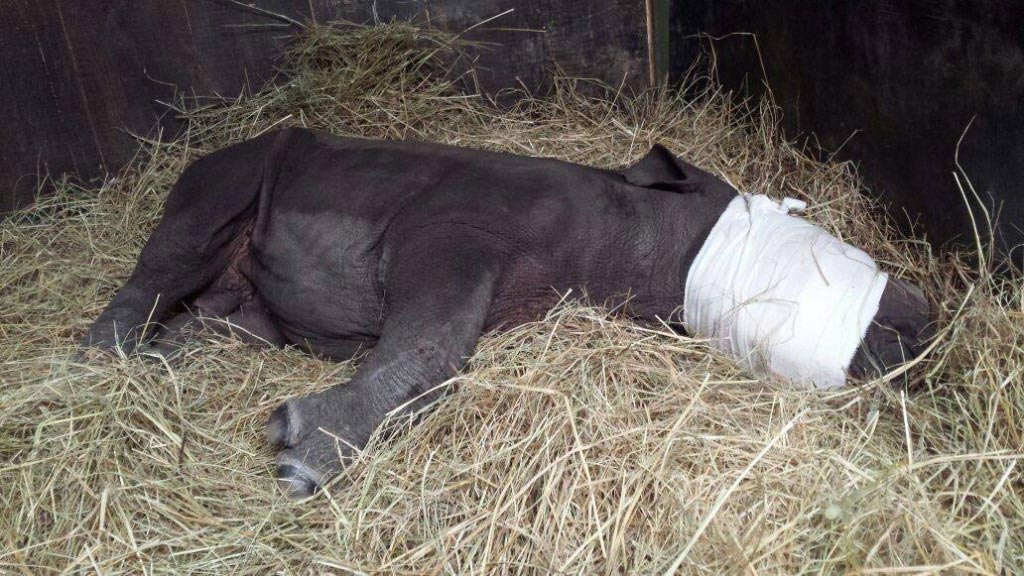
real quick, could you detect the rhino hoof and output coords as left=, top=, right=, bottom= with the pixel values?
left=275, top=463, right=320, bottom=500
left=266, top=402, right=298, bottom=448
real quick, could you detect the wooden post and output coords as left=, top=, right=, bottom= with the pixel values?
left=646, top=0, right=670, bottom=86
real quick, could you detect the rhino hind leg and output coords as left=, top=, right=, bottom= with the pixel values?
left=82, top=130, right=290, bottom=356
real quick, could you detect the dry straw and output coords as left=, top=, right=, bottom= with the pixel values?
left=2, top=22, right=1021, bottom=575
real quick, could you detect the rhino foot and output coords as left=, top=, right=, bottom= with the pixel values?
left=265, top=395, right=362, bottom=500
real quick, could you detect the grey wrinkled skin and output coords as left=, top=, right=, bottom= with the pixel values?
left=83, top=128, right=932, bottom=499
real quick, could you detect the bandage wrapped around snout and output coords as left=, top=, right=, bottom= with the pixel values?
left=684, top=194, right=888, bottom=388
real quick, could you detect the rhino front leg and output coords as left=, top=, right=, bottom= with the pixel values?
left=142, top=294, right=286, bottom=359
left=267, top=243, right=499, bottom=499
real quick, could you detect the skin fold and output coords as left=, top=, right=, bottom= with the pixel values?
left=83, top=127, right=932, bottom=499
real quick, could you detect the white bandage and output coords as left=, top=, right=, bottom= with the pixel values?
left=684, top=194, right=888, bottom=388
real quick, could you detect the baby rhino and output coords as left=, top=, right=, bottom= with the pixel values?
left=84, top=127, right=932, bottom=498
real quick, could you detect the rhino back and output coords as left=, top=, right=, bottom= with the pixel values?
left=249, top=129, right=730, bottom=345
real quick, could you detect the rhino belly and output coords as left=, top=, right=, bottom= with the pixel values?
left=250, top=210, right=384, bottom=352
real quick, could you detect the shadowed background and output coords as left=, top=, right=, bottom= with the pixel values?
left=0, top=0, right=651, bottom=212
left=2, top=0, right=1022, bottom=262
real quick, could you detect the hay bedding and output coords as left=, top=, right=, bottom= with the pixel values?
left=1, top=22, right=1021, bottom=574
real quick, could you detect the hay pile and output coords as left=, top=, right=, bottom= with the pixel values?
left=2, top=22, right=1021, bottom=574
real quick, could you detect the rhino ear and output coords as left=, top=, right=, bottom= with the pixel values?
left=620, top=144, right=701, bottom=193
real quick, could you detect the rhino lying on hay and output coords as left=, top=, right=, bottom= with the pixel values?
left=83, top=127, right=932, bottom=498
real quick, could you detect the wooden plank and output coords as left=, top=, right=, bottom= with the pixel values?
left=645, top=0, right=670, bottom=84
left=1, top=0, right=651, bottom=213
left=669, top=0, right=1024, bottom=261
left=0, top=0, right=338, bottom=212
left=334, top=0, right=651, bottom=94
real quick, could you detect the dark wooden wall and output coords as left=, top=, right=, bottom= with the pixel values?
left=354, top=1, right=653, bottom=95
left=670, top=0, right=1024, bottom=262
left=1, top=1, right=324, bottom=211
left=1, top=0, right=651, bottom=213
